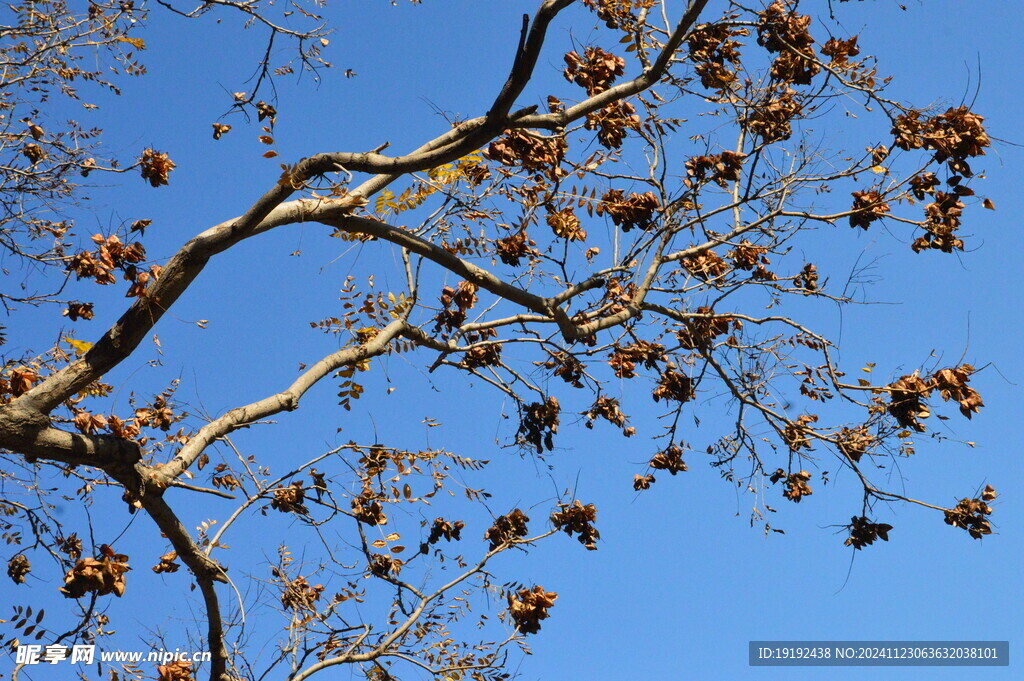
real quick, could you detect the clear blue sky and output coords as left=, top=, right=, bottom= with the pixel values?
left=3, top=1, right=1021, bottom=680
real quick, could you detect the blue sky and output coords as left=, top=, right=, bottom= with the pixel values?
left=2, top=1, right=1022, bottom=680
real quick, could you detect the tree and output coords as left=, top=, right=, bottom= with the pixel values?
left=0, top=1, right=1003, bottom=680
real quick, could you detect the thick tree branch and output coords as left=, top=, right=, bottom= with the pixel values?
left=12, top=0, right=582, bottom=416
left=488, top=0, right=577, bottom=119
left=0, top=403, right=142, bottom=468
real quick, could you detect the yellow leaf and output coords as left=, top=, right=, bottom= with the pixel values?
left=375, top=189, right=395, bottom=215
left=66, top=338, right=93, bottom=355
left=117, top=36, right=146, bottom=50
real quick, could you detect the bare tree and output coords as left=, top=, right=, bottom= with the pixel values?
left=0, top=2, right=1000, bottom=681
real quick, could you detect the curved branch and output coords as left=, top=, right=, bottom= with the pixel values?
left=13, top=0, right=583, bottom=416
left=158, top=318, right=409, bottom=484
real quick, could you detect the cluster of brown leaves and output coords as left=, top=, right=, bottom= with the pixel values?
left=844, top=516, right=893, bottom=549
left=58, top=534, right=83, bottom=560
left=63, top=301, right=96, bottom=321
left=849, top=190, right=890, bottom=230
left=728, top=240, right=769, bottom=271
left=885, top=365, right=982, bottom=432
left=821, top=37, right=876, bottom=88
left=793, top=262, right=818, bottom=292
left=680, top=249, right=729, bottom=281
left=743, top=88, right=802, bottom=142
left=484, top=509, right=530, bottom=549
left=1, top=367, right=40, bottom=399
left=564, top=47, right=625, bottom=96
left=359, top=447, right=390, bottom=476
left=596, top=189, right=660, bottom=231
left=772, top=469, right=812, bottom=502
left=139, top=148, right=175, bottom=187
left=585, top=100, right=642, bottom=149
left=550, top=500, right=600, bottom=551
left=944, top=485, right=996, bottom=539
left=462, top=329, right=502, bottom=368
left=22, top=143, right=45, bottom=165
left=603, top=276, right=638, bottom=314
left=279, top=574, right=325, bottom=609
left=126, top=262, right=163, bottom=298
left=652, top=366, right=695, bottom=403
left=757, top=1, right=819, bottom=85
left=893, top=107, right=990, bottom=176
left=685, top=151, right=745, bottom=189
left=608, top=340, right=664, bottom=378
left=884, top=373, right=932, bottom=432
left=931, top=365, right=984, bottom=418
left=649, top=444, right=687, bottom=475
left=353, top=326, right=380, bottom=345
left=783, top=414, right=818, bottom=451
left=676, top=307, right=735, bottom=350
left=133, top=392, right=179, bottom=431
left=486, top=130, right=567, bottom=181
left=687, top=19, right=748, bottom=91
left=518, top=397, right=560, bottom=453
left=508, top=585, right=557, bottom=635
left=821, top=36, right=860, bottom=66
left=352, top=492, right=388, bottom=526
left=547, top=206, right=587, bottom=241
left=434, top=281, right=478, bottom=332
left=72, top=411, right=152, bottom=448
left=426, top=517, right=464, bottom=546
left=272, top=481, right=308, bottom=514
left=157, top=660, right=193, bottom=681
left=796, top=374, right=830, bottom=406
left=460, top=158, right=492, bottom=187
left=582, top=395, right=630, bottom=433
left=633, top=473, right=656, bottom=490
left=71, top=410, right=108, bottom=435
left=916, top=188, right=968, bottom=253
left=7, top=553, right=30, bottom=584
left=495, top=229, right=537, bottom=266
left=211, top=467, right=241, bottom=492
left=909, top=172, right=940, bottom=200
left=543, top=351, right=586, bottom=388
left=752, top=261, right=779, bottom=281
left=582, top=0, right=651, bottom=30
left=152, top=551, right=180, bottom=574
left=368, top=553, right=403, bottom=578
left=66, top=233, right=148, bottom=287
left=73, top=386, right=182, bottom=442
left=256, top=101, right=277, bottom=121
left=836, top=425, right=874, bottom=462
left=60, top=545, right=129, bottom=598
